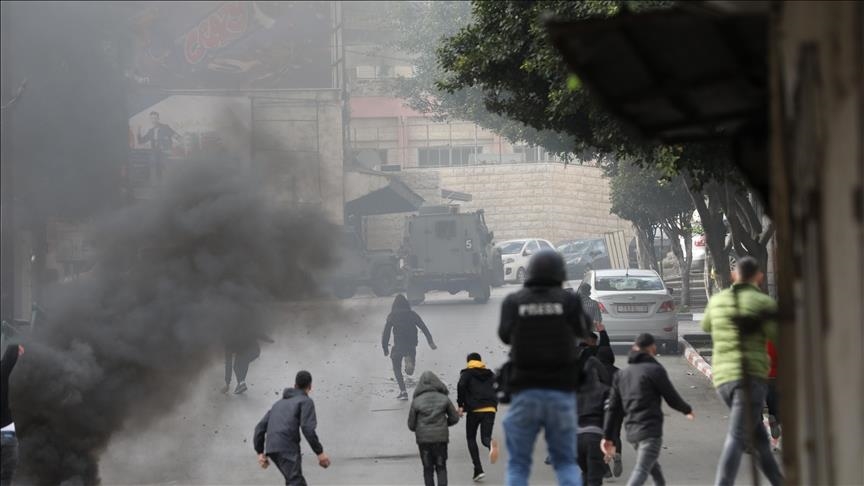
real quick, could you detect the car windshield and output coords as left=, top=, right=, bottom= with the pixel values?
left=595, top=275, right=665, bottom=291
left=559, top=240, right=592, bottom=255
left=499, top=241, right=526, bottom=254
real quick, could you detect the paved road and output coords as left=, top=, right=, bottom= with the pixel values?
left=100, top=286, right=759, bottom=485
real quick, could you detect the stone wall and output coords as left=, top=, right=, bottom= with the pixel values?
left=363, top=163, right=633, bottom=250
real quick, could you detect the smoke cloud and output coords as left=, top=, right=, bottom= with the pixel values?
left=10, top=163, right=338, bottom=485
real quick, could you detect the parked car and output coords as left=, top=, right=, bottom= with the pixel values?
left=557, top=238, right=611, bottom=280
left=584, top=268, right=678, bottom=353
left=496, top=238, right=555, bottom=283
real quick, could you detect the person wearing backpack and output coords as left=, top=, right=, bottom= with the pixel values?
left=408, top=371, right=461, bottom=486
left=701, top=257, right=783, bottom=486
left=498, top=250, right=591, bottom=486
left=457, top=352, right=500, bottom=482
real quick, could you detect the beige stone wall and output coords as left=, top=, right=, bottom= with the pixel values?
left=363, top=163, right=633, bottom=250
left=435, top=163, right=633, bottom=245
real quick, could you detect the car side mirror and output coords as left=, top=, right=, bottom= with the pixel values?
left=523, top=249, right=532, bottom=257
left=667, top=287, right=674, bottom=295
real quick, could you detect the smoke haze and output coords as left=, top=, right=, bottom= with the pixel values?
left=11, top=163, right=338, bottom=485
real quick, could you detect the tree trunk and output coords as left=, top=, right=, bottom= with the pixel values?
left=662, top=215, right=693, bottom=308
left=684, top=174, right=732, bottom=291
left=635, top=223, right=658, bottom=271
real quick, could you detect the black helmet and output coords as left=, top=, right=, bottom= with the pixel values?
left=526, top=249, right=566, bottom=285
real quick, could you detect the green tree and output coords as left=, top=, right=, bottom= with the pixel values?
left=609, top=160, right=695, bottom=305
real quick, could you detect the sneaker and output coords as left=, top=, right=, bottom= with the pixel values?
left=489, top=439, right=500, bottom=464
left=397, top=391, right=408, bottom=401
left=473, top=470, right=485, bottom=482
left=220, top=384, right=230, bottom=394
left=769, top=415, right=781, bottom=439
left=613, top=452, right=623, bottom=477
left=234, top=382, right=247, bottom=394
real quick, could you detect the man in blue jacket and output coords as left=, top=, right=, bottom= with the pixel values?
left=254, top=371, right=331, bottom=485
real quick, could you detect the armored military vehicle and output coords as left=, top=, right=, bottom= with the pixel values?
left=329, top=228, right=401, bottom=299
left=400, top=206, right=504, bottom=304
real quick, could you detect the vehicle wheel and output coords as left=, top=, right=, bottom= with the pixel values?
left=473, top=285, right=491, bottom=304
left=333, top=284, right=357, bottom=299
left=516, top=267, right=527, bottom=284
left=662, top=340, right=680, bottom=355
left=370, top=265, right=398, bottom=297
left=407, top=282, right=425, bottom=305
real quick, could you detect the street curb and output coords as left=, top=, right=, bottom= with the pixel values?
left=681, top=338, right=713, bottom=382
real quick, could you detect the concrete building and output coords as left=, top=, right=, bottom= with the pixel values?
left=342, top=0, right=633, bottom=250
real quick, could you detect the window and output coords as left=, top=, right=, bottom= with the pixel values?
left=539, top=240, right=554, bottom=251
left=500, top=241, right=527, bottom=254
left=591, top=240, right=607, bottom=255
left=434, top=220, right=457, bottom=239
left=418, top=146, right=482, bottom=167
left=356, top=65, right=376, bottom=79
left=513, top=144, right=571, bottom=163
left=595, top=276, right=665, bottom=291
left=394, top=65, right=415, bottom=78
left=525, top=240, right=540, bottom=254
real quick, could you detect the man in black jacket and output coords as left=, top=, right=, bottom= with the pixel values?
left=577, top=365, right=611, bottom=486
left=457, top=352, right=500, bottom=482
left=602, top=334, right=694, bottom=486
left=383, top=294, right=437, bottom=400
left=1, top=344, right=23, bottom=486
left=498, top=250, right=591, bottom=486
left=254, top=371, right=330, bottom=486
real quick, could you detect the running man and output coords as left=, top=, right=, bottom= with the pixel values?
left=382, top=294, right=437, bottom=400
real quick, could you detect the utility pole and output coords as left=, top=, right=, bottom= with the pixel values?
left=1, top=3, right=17, bottom=323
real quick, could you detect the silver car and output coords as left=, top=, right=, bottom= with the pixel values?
left=585, top=269, right=678, bottom=353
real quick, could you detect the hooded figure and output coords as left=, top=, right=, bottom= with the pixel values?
left=577, top=282, right=603, bottom=325
left=408, top=371, right=460, bottom=486
left=383, top=294, right=436, bottom=400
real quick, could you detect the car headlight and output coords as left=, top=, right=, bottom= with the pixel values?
left=503, top=257, right=515, bottom=264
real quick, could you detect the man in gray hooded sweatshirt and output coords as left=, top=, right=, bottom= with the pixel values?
left=254, top=371, right=330, bottom=485
left=408, top=371, right=461, bottom=486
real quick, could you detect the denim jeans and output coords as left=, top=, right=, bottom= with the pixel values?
left=627, top=437, right=664, bottom=486
left=0, top=432, right=18, bottom=486
left=715, top=379, right=783, bottom=486
left=391, top=346, right=416, bottom=393
left=503, top=389, right=581, bottom=486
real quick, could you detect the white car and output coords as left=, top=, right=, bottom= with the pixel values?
left=496, top=238, right=556, bottom=283
left=585, top=268, right=679, bottom=353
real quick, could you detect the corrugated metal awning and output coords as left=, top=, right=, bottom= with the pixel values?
left=546, top=9, right=768, bottom=144
left=344, top=169, right=425, bottom=216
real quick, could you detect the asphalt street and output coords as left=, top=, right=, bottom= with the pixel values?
left=100, top=286, right=761, bottom=485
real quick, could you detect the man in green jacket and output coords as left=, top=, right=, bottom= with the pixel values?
left=701, top=256, right=783, bottom=486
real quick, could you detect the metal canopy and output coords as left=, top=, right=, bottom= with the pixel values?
left=344, top=170, right=425, bottom=217
left=546, top=9, right=768, bottom=144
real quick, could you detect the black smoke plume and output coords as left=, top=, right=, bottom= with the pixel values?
left=11, top=163, right=338, bottom=485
